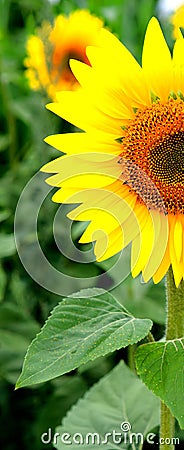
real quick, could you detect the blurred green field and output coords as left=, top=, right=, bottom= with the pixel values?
left=0, top=1, right=183, bottom=449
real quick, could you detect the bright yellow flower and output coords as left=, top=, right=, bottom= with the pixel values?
left=42, top=18, right=184, bottom=287
left=24, top=10, right=104, bottom=100
left=171, top=4, right=184, bottom=39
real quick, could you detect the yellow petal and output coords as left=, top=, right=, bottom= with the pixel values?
left=169, top=215, right=183, bottom=287
left=86, top=45, right=150, bottom=108
left=174, top=218, right=183, bottom=263
left=131, top=208, right=153, bottom=277
left=173, top=35, right=184, bottom=95
left=142, top=211, right=168, bottom=282
left=46, top=93, right=123, bottom=135
left=152, top=243, right=170, bottom=284
left=94, top=225, right=123, bottom=261
left=44, top=132, right=121, bottom=155
left=42, top=153, right=121, bottom=189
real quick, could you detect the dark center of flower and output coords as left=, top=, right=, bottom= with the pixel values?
left=148, top=131, right=184, bottom=184
left=119, top=98, right=184, bottom=214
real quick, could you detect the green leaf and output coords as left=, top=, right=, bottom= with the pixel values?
left=136, top=339, right=184, bottom=428
left=0, top=233, right=16, bottom=258
left=16, top=289, right=152, bottom=388
left=53, top=362, right=159, bottom=450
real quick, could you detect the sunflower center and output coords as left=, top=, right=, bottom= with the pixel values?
left=119, top=98, right=184, bottom=214
left=148, top=132, right=184, bottom=184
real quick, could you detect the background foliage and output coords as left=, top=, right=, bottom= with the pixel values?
left=0, top=0, right=183, bottom=449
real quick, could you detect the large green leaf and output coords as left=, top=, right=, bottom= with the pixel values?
left=52, top=361, right=159, bottom=450
left=136, top=339, right=184, bottom=428
left=16, top=289, right=152, bottom=388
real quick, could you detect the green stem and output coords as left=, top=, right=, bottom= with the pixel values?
left=127, top=344, right=136, bottom=373
left=166, top=268, right=184, bottom=340
left=147, top=331, right=155, bottom=342
left=160, top=403, right=175, bottom=450
left=159, top=267, right=184, bottom=450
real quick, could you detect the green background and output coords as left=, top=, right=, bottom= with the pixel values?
left=0, top=0, right=182, bottom=449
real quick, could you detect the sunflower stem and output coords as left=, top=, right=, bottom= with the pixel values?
left=159, top=267, right=184, bottom=450
left=127, top=344, right=136, bottom=373
left=160, top=403, right=175, bottom=450
left=165, top=267, right=184, bottom=339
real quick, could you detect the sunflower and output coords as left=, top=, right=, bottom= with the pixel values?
left=42, top=17, right=184, bottom=287
left=24, top=10, right=104, bottom=100
left=171, top=4, right=184, bottom=39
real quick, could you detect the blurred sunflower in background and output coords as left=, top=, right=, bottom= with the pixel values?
left=42, top=17, right=184, bottom=287
left=171, top=3, right=184, bottom=38
left=24, top=10, right=105, bottom=100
